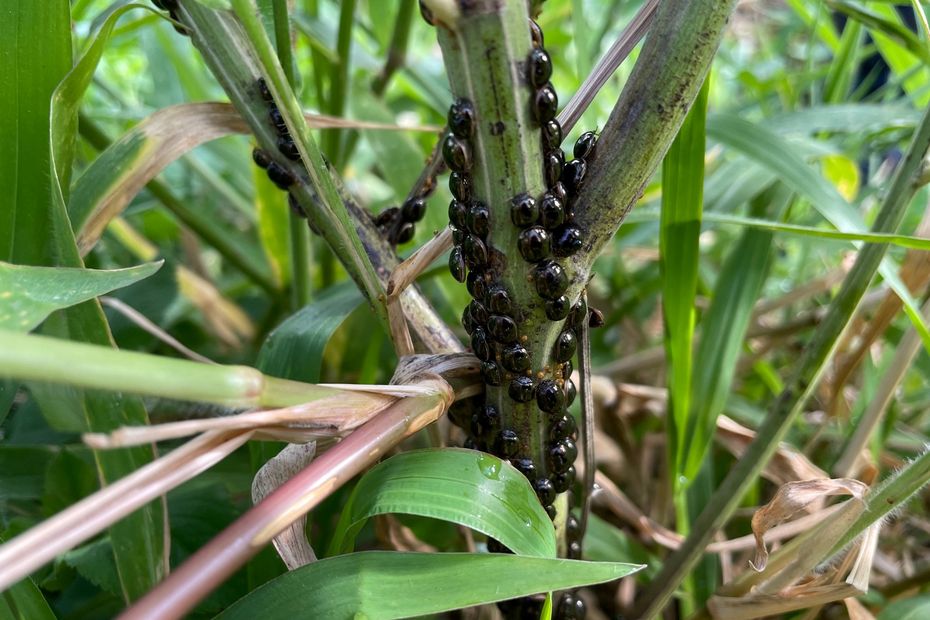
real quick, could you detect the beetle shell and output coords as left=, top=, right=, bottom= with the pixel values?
left=466, top=202, right=490, bottom=238
left=548, top=437, right=578, bottom=474
left=536, top=379, right=565, bottom=413
left=508, top=375, right=536, bottom=402
left=534, top=478, right=556, bottom=505
left=510, top=193, right=539, bottom=228
left=448, top=246, right=466, bottom=283
left=518, top=226, right=552, bottom=263
left=533, top=260, right=569, bottom=300
left=487, top=286, right=513, bottom=315
left=542, top=119, right=563, bottom=151
left=487, top=314, right=518, bottom=344
left=442, top=133, right=471, bottom=172
left=539, top=193, right=565, bottom=229
left=449, top=171, right=472, bottom=202
left=501, top=344, right=531, bottom=373
left=554, top=330, right=577, bottom=362
left=532, top=84, right=559, bottom=124
left=402, top=197, right=427, bottom=222
left=471, top=328, right=492, bottom=362
left=544, top=296, right=571, bottom=321
left=448, top=98, right=476, bottom=140
left=544, top=149, right=565, bottom=187
left=448, top=199, right=468, bottom=228
left=495, top=429, right=521, bottom=458
left=553, top=224, right=583, bottom=257
left=527, top=48, right=553, bottom=89
left=552, top=466, right=575, bottom=493
left=573, top=130, right=598, bottom=160
left=252, top=148, right=272, bottom=169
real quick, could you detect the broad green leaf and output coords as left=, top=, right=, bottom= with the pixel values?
left=329, top=449, right=556, bottom=558
left=660, top=78, right=707, bottom=477
left=217, top=551, right=643, bottom=620
left=877, top=596, right=930, bottom=620
left=0, top=261, right=162, bottom=333
left=257, top=284, right=363, bottom=382
left=821, top=154, right=859, bottom=202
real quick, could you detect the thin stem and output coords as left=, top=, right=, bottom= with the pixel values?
left=372, top=0, right=415, bottom=96
left=632, top=97, right=930, bottom=619
left=322, top=0, right=357, bottom=169
left=271, top=0, right=312, bottom=308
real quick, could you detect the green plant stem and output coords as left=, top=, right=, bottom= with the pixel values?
left=179, top=1, right=386, bottom=329
left=322, top=0, right=356, bottom=169
left=0, top=329, right=338, bottom=408
left=77, top=114, right=280, bottom=298
left=271, top=0, right=312, bottom=308
left=632, top=98, right=930, bottom=620
left=372, top=0, right=415, bottom=97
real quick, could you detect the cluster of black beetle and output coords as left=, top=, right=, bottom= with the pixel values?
left=151, top=0, right=188, bottom=35
left=439, top=16, right=600, bottom=620
left=250, top=78, right=308, bottom=220
left=374, top=190, right=431, bottom=246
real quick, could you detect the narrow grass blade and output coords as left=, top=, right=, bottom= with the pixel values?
left=0, top=261, right=161, bottom=333
left=216, top=551, right=643, bottom=620
left=328, top=448, right=556, bottom=558
left=660, top=77, right=708, bottom=478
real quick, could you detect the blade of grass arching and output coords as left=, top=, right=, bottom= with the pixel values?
left=271, top=0, right=311, bottom=309
left=659, top=78, right=707, bottom=615
left=827, top=0, right=930, bottom=65
left=7, top=0, right=166, bottom=601
left=77, top=114, right=280, bottom=297
left=682, top=185, right=793, bottom=480
left=707, top=113, right=930, bottom=350
left=328, top=449, right=556, bottom=557
left=0, top=261, right=162, bottom=333
left=217, top=552, right=643, bottom=620
left=823, top=18, right=862, bottom=103
left=633, top=97, right=930, bottom=620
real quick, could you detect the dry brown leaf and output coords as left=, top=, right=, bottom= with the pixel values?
left=751, top=478, right=868, bottom=571
left=252, top=443, right=319, bottom=570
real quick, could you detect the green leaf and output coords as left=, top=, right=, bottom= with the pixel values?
left=12, top=0, right=167, bottom=600
left=0, top=261, right=162, bottom=333
left=0, top=446, right=57, bottom=501
left=257, top=284, right=363, bottom=382
left=0, top=1, right=71, bottom=265
left=328, top=448, right=556, bottom=558
left=62, top=538, right=122, bottom=598
left=0, top=551, right=56, bottom=620
left=707, top=113, right=930, bottom=355
left=660, top=78, right=708, bottom=477
left=682, top=186, right=792, bottom=480
left=827, top=1, right=930, bottom=66
left=877, top=596, right=930, bottom=620
left=216, top=551, right=643, bottom=620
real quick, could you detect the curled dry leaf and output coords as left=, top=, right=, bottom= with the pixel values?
left=751, top=478, right=869, bottom=572
left=72, top=102, right=439, bottom=255
left=252, top=443, right=319, bottom=570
